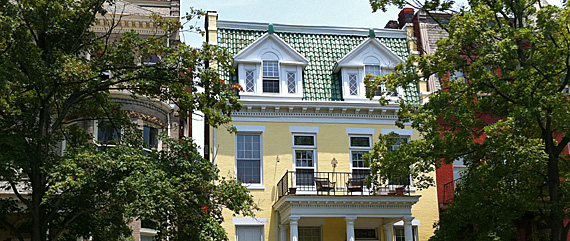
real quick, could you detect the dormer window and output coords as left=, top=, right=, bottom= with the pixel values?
left=336, top=37, right=405, bottom=101
left=233, top=32, right=308, bottom=100
left=262, top=60, right=279, bottom=93
left=365, top=65, right=383, bottom=96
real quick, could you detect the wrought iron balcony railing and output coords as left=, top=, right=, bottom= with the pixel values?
left=276, top=171, right=411, bottom=199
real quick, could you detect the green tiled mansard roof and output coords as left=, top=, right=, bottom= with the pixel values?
left=217, top=28, right=419, bottom=103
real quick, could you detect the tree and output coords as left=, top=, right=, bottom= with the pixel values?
left=366, top=0, right=570, bottom=240
left=0, top=0, right=256, bottom=240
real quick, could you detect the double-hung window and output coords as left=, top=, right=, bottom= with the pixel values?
left=293, top=134, right=317, bottom=186
left=236, top=226, right=263, bottom=241
left=350, top=136, right=372, bottom=179
left=96, top=121, right=121, bottom=144
left=236, top=134, right=262, bottom=184
left=393, top=226, right=418, bottom=241
left=388, top=137, right=411, bottom=185
left=365, top=65, right=383, bottom=96
left=143, top=125, right=159, bottom=149
left=262, top=61, right=279, bottom=93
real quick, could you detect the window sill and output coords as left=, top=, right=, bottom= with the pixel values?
left=242, top=184, right=265, bottom=190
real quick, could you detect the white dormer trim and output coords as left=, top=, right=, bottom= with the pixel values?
left=235, top=33, right=308, bottom=101
left=336, top=38, right=404, bottom=72
left=336, top=38, right=406, bottom=102
left=234, top=33, right=309, bottom=67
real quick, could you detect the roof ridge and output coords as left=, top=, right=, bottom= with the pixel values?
left=217, top=20, right=407, bottom=38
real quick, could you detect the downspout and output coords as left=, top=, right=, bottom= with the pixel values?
left=213, top=127, right=217, bottom=165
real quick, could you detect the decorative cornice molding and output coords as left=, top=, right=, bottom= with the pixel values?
left=273, top=195, right=420, bottom=213
left=232, top=111, right=398, bottom=120
left=218, top=20, right=407, bottom=39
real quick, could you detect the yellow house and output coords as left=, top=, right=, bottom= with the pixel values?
left=205, top=12, right=438, bottom=241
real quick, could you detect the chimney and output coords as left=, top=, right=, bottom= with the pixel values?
left=398, top=8, right=414, bottom=29
left=205, top=11, right=218, bottom=44
left=384, top=20, right=400, bottom=29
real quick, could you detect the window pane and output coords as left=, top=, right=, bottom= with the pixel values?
left=349, top=74, right=358, bottom=95
left=263, top=61, right=279, bottom=77
left=236, top=134, right=261, bottom=184
left=245, top=71, right=255, bottom=92
left=287, top=72, right=296, bottom=94
left=237, top=159, right=261, bottom=183
left=236, top=226, right=263, bottom=241
left=144, top=125, right=159, bottom=149
left=296, top=169, right=315, bottom=186
left=355, top=229, right=377, bottom=239
left=351, top=151, right=368, bottom=168
left=350, top=137, right=370, bottom=147
left=263, top=79, right=279, bottom=93
left=299, top=227, right=321, bottom=241
left=394, top=227, right=405, bottom=241
left=295, top=150, right=314, bottom=167
left=365, top=65, right=383, bottom=96
left=294, top=136, right=314, bottom=146
left=97, top=121, right=120, bottom=143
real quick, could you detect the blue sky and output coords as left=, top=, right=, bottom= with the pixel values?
left=179, top=0, right=565, bottom=47
left=180, top=0, right=402, bottom=47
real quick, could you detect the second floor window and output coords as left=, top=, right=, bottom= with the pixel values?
left=293, top=134, right=316, bottom=186
left=236, top=134, right=262, bottom=184
left=262, top=61, right=279, bottom=93
left=388, top=137, right=411, bottom=185
left=350, top=136, right=372, bottom=179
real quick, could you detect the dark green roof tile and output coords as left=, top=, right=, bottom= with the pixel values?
left=218, top=28, right=419, bottom=103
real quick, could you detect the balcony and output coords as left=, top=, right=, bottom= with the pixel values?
left=440, top=178, right=460, bottom=211
left=276, top=171, right=411, bottom=198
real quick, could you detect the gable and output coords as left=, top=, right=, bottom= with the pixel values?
left=234, top=33, right=308, bottom=66
left=335, top=38, right=405, bottom=71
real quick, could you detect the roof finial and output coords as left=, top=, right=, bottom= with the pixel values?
left=369, top=28, right=376, bottom=38
left=268, top=23, right=275, bottom=33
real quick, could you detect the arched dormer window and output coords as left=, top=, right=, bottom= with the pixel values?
left=233, top=32, right=308, bottom=100
left=261, top=52, right=280, bottom=93
left=336, top=38, right=405, bottom=102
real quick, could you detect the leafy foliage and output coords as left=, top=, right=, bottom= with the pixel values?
left=0, top=0, right=256, bottom=240
left=367, top=0, right=570, bottom=240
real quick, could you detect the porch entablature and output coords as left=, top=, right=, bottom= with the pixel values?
left=273, top=195, right=419, bottom=224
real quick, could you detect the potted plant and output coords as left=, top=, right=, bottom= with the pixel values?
left=289, top=187, right=297, bottom=194
left=395, top=187, right=405, bottom=195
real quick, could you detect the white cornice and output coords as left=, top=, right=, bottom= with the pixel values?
left=218, top=20, right=407, bottom=38
left=239, top=99, right=401, bottom=109
left=273, top=195, right=420, bottom=223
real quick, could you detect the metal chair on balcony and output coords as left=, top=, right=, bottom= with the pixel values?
left=315, top=177, right=335, bottom=195
left=346, top=178, right=364, bottom=195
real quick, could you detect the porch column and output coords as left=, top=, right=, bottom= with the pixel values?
left=279, top=224, right=288, bottom=241
left=345, top=216, right=357, bottom=241
left=383, top=224, right=392, bottom=241
left=404, top=217, right=414, bottom=241
left=290, top=217, right=300, bottom=241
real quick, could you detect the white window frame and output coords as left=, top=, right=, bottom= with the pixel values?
left=387, top=136, right=415, bottom=190
left=393, top=226, right=418, bottom=241
left=93, top=120, right=121, bottom=146
left=235, top=133, right=264, bottom=189
left=354, top=228, right=378, bottom=240
left=287, top=71, right=296, bottom=94
left=349, top=135, right=372, bottom=178
left=298, top=226, right=322, bottom=241
left=245, top=69, right=256, bottom=92
left=292, top=134, right=318, bottom=188
left=262, top=60, right=280, bottom=93
left=235, top=225, right=264, bottom=241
